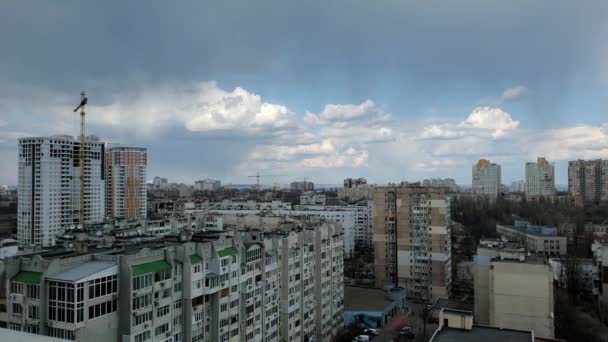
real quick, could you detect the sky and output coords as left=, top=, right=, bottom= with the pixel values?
left=1, top=1, right=608, bottom=186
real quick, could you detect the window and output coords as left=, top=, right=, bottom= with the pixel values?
left=8, top=323, right=21, bottom=331
left=88, top=299, right=117, bottom=320
left=174, top=281, right=182, bottom=292
left=26, top=284, right=40, bottom=299
left=48, top=281, right=84, bottom=323
left=88, top=275, right=117, bottom=299
left=28, top=305, right=39, bottom=319
left=155, top=322, right=170, bottom=336
left=174, top=299, right=182, bottom=310
left=133, top=274, right=153, bottom=291
left=133, top=294, right=152, bottom=310
left=133, top=311, right=153, bottom=326
left=10, top=282, right=24, bottom=294
left=48, top=327, right=75, bottom=340
left=157, top=304, right=170, bottom=317
left=193, top=264, right=201, bottom=273
left=155, top=269, right=171, bottom=282
left=134, top=330, right=151, bottom=342
left=193, top=279, right=202, bottom=289
left=221, top=303, right=228, bottom=312
left=12, top=303, right=23, bottom=315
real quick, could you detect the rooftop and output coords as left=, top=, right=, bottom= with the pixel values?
left=344, top=286, right=393, bottom=312
left=48, top=260, right=116, bottom=282
left=431, top=325, right=532, bottom=342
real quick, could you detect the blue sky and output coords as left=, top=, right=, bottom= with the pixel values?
left=1, top=1, right=608, bottom=186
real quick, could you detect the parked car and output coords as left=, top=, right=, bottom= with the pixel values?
left=363, top=328, right=379, bottom=336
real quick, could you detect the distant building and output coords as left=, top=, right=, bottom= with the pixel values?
left=299, top=191, right=326, bottom=205
left=17, top=135, right=105, bottom=247
left=338, top=178, right=372, bottom=201
left=194, top=179, right=221, bottom=191
left=372, top=184, right=451, bottom=300
left=526, top=157, right=555, bottom=198
left=422, top=178, right=459, bottom=192
left=568, top=159, right=608, bottom=206
left=290, top=180, right=314, bottom=192
left=496, top=221, right=567, bottom=256
left=474, top=245, right=555, bottom=338
left=105, top=145, right=147, bottom=221
left=472, top=159, right=501, bottom=197
left=511, top=180, right=525, bottom=193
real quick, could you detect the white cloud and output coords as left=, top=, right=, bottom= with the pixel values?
left=461, top=106, right=520, bottom=138
left=305, top=99, right=391, bottom=125
left=501, top=86, right=528, bottom=101
left=530, top=124, right=608, bottom=160
left=418, top=125, right=465, bottom=140
left=87, top=82, right=296, bottom=135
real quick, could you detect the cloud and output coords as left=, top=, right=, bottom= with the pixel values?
left=501, top=86, right=528, bottom=101
left=461, top=107, right=519, bottom=138
left=86, top=82, right=296, bottom=136
left=305, top=100, right=391, bottom=126
left=529, top=124, right=608, bottom=160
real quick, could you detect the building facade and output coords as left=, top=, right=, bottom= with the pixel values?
left=194, top=180, right=221, bottom=192
left=472, top=159, right=501, bottom=197
left=338, top=178, right=372, bottom=201
left=105, top=146, right=147, bottom=221
left=568, top=159, right=608, bottom=206
left=496, top=222, right=567, bottom=256
left=510, top=180, right=525, bottom=193
left=422, top=179, right=458, bottom=192
left=525, top=157, right=555, bottom=198
left=0, top=222, right=344, bottom=342
left=474, top=247, right=555, bottom=338
left=372, top=184, right=451, bottom=300
left=17, top=135, right=105, bottom=247
left=290, top=181, right=314, bottom=192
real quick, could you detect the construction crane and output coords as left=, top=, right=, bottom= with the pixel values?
left=73, top=91, right=88, bottom=228
left=248, top=170, right=285, bottom=191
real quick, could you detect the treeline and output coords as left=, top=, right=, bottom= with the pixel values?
left=451, top=195, right=608, bottom=243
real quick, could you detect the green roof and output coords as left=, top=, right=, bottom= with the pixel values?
left=217, top=247, right=238, bottom=258
left=190, top=254, right=203, bottom=264
left=12, top=271, right=42, bottom=284
left=131, top=260, right=171, bottom=277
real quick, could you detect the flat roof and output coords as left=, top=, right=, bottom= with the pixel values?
left=48, top=260, right=116, bottom=282
left=431, top=326, right=532, bottom=342
left=344, top=286, right=393, bottom=312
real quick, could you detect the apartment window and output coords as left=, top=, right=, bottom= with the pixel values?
left=174, top=281, right=182, bottom=292
left=134, top=330, right=151, bottom=342
left=193, top=264, right=202, bottom=273
left=12, top=303, right=23, bottom=315
left=221, top=259, right=229, bottom=267
left=48, top=281, right=85, bottom=323
left=133, top=294, right=152, bottom=310
left=133, top=311, right=153, bottom=326
left=155, top=269, right=171, bottom=282
left=221, top=303, right=228, bottom=312
left=155, top=322, right=170, bottom=336
left=133, top=274, right=153, bottom=291
left=88, top=275, right=117, bottom=299
left=48, top=327, right=75, bottom=340
left=28, top=305, right=39, bottom=319
left=88, top=299, right=117, bottom=320
left=157, top=304, right=170, bottom=317
left=10, top=282, right=24, bottom=294
left=26, top=284, right=40, bottom=299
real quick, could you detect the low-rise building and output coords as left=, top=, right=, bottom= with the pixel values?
left=343, top=286, right=406, bottom=329
left=299, top=192, right=326, bottom=205
left=496, top=221, right=567, bottom=256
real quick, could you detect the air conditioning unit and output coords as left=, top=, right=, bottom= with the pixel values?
left=160, top=281, right=165, bottom=287
left=154, top=300, right=160, bottom=306
left=166, top=332, right=171, bottom=338
left=113, top=293, right=119, bottom=299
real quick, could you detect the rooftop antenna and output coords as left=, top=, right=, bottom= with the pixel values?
left=73, top=91, right=88, bottom=228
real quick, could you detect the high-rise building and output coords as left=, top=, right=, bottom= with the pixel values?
left=0, top=219, right=344, bottom=342
left=372, top=184, right=451, bottom=300
left=17, top=135, right=105, bottom=247
left=194, top=179, right=221, bottom=192
left=290, top=180, right=314, bottom=192
left=568, top=159, right=608, bottom=206
left=510, top=180, right=525, bottom=193
left=525, top=157, right=555, bottom=198
left=338, top=178, right=372, bottom=201
left=105, top=146, right=147, bottom=221
left=472, top=159, right=501, bottom=197
left=422, top=178, right=459, bottom=192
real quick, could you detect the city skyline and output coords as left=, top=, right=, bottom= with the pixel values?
left=2, top=1, right=608, bottom=186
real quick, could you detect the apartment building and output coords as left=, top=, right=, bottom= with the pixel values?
left=338, top=178, right=372, bottom=201
left=496, top=221, right=567, bottom=256
left=568, top=159, right=608, bottom=206
left=105, top=145, right=147, bottom=221
left=299, top=192, right=326, bottom=205
left=0, top=220, right=344, bottom=342
left=525, top=157, right=555, bottom=198
left=472, top=159, right=501, bottom=197
left=474, top=245, right=555, bottom=339
left=372, top=184, right=451, bottom=301
left=290, top=181, right=314, bottom=192
left=194, top=180, right=221, bottom=192
left=17, top=135, right=105, bottom=247
left=422, top=179, right=458, bottom=193
left=510, top=180, right=525, bottom=193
